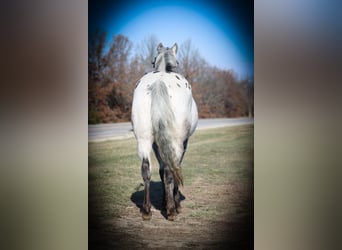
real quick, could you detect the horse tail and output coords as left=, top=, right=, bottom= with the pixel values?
left=150, top=80, right=183, bottom=186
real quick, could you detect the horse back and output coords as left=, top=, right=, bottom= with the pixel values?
left=132, top=71, right=198, bottom=138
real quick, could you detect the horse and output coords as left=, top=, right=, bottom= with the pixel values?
left=131, top=43, right=198, bottom=221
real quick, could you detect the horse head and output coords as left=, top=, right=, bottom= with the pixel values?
left=152, top=43, right=179, bottom=73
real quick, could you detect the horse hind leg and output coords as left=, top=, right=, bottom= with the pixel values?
left=141, top=158, right=152, bottom=220
left=152, top=143, right=166, bottom=206
left=174, top=139, right=188, bottom=214
left=164, top=167, right=177, bottom=221
left=174, top=184, right=182, bottom=214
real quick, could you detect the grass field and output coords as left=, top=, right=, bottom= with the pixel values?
left=89, top=124, right=254, bottom=249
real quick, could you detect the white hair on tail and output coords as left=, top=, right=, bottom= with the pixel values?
left=150, top=80, right=183, bottom=185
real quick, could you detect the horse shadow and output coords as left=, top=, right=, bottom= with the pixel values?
left=130, top=181, right=186, bottom=220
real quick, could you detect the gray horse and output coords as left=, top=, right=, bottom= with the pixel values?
left=131, top=43, right=198, bottom=220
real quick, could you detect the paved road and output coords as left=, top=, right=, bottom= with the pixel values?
left=88, top=117, right=254, bottom=142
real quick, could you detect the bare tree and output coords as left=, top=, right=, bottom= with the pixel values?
left=104, top=34, right=133, bottom=84
left=136, top=34, right=159, bottom=73
left=88, top=33, right=253, bottom=123
left=88, top=29, right=108, bottom=123
left=178, top=39, right=207, bottom=83
left=89, top=34, right=135, bottom=123
left=240, top=77, right=254, bottom=117
left=88, top=29, right=107, bottom=83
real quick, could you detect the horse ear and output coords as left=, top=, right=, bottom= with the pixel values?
left=171, top=43, right=178, bottom=55
left=157, top=43, right=164, bottom=53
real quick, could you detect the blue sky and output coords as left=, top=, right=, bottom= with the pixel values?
left=89, top=0, right=253, bottom=78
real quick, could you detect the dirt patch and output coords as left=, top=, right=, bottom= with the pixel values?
left=89, top=178, right=253, bottom=249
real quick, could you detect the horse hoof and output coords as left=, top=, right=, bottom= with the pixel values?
left=167, top=209, right=177, bottom=221
left=167, top=214, right=176, bottom=221
left=142, top=211, right=152, bottom=220
left=176, top=206, right=182, bottom=214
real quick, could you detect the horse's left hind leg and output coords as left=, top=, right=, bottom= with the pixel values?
left=141, top=158, right=152, bottom=220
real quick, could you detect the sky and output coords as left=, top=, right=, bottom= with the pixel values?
left=89, top=0, right=254, bottom=78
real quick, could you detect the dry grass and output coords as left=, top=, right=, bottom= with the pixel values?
left=89, top=124, right=254, bottom=249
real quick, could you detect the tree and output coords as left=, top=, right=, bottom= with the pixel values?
left=104, top=34, right=132, bottom=84
left=88, top=29, right=107, bottom=83
left=88, top=29, right=107, bottom=123
left=240, top=77, right=254, bottom=117
left=136, top=34, right=159, bottom=73
left=88, top=33, right=254, bottom=123
left=178, top=39, right=207, bottom=84
left=104, top=35, right=134, bottom=121
left=89, top=34, right=135, bottom=123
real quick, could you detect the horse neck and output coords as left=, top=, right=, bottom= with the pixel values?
left=156, top=58, right=166, bottom=72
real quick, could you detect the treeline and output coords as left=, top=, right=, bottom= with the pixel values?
left=89, top=31, right=254, bottom=124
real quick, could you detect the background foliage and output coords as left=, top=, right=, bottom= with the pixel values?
left=89, top=31, right=254, bottom=123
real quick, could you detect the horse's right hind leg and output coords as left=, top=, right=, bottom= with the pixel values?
left=141, top=158, right=152, bottom=220
left=174, top=184, right=182, bottom=213
left=174, top=138, right=188, bottom=214
left=153, top=143, right=166, bottom=206
left=164, top=167, right=177, bottom=221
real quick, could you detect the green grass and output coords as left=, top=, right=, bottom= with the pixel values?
left=89, top=124, right=253, bottom=219
left=183, top=125, right=254, bottom=184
